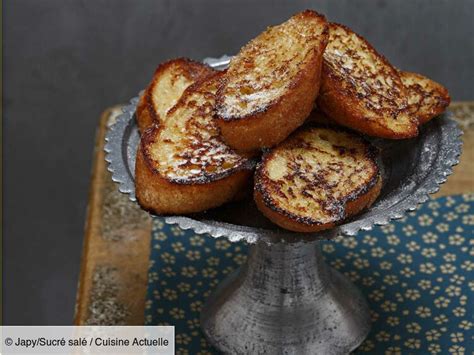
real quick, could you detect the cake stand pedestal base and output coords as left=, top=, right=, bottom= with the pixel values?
left=201, top=239, right=371, bottom=354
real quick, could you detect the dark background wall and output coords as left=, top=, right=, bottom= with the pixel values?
left=3, top=0, right=473, bottom=324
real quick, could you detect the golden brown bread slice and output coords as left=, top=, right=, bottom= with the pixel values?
left=135, top=72, right=255, bottom=215
left=254, top=126, right=382, bottom=232
left=215, top=10, right=329, bottom=151
left=317, top=23, right=419, bottom=139
left=400, top=71, right=450, bottom=124
left=136, top=58, right=214, bottom=132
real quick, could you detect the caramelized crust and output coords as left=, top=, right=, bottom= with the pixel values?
left=136, top=58, right=214, bottom=132
left=135, top=72, right=255, bottom=215
left=318, top=23, right=418, bottom=139
left=216, top=10, right=329, bottom=151
left=400, top=71, right=450, bottom=124
left=254, top=126, right=382, bottom=232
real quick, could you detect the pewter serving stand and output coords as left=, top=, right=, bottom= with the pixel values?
left=105, top=56, right=462, bottom=354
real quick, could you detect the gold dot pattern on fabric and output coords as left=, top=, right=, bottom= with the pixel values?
left=146, top=195, right=474, bottom=354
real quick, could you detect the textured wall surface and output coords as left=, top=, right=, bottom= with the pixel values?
left=3, top=0, right=474, bottom=324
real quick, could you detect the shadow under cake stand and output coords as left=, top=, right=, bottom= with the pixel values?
left=105, top=57, right=462, bottom=354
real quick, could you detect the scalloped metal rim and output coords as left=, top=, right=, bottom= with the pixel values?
left=105, top=56, right=463, bottom=245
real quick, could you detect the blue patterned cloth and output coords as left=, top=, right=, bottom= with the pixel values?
left=145, top=195, right=474, bottom=354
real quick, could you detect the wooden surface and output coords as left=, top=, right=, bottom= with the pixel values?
left=435, top=102, right=474, bottom=196
left=74, top=107, right=152, bottom=325
left=74, top=102, right=474, bottom=325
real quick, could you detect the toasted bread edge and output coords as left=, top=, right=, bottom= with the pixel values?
left=217, top=53, right=326, bottom=150
left=135, top=73, right=256, bottom=215
left=255, top=174, right=382, bottom=233
left=318, top=23, right=419, bottom=139
left=136, top=58, right=214, bottom=133
left=135, top=137, right=254, bottom=215
left=136, top=93, right=154, bottom=133
left=402, top=71, right=451, bottom=125
left=216, top=11, right=329, bottom=150
left=253, top=125, right=382, bottom=232
left=318, top=70, right=419, bottom=139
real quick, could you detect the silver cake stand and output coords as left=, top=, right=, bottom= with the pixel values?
left=105, top=56, right=462, bottom=354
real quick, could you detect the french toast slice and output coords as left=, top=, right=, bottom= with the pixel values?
left=135, top=72, right=255, bottom=215
left=400, top=71, right=450, bottom=124
left=215, top=10, right=329, bottom=151
left=136, top=58, right=214, bottom=132
left=317, top=23, right=419, bottom=139
left=254, top=126, right=382, bottom=232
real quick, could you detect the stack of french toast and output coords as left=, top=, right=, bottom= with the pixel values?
left=134, top=10, right=450, bottom=233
